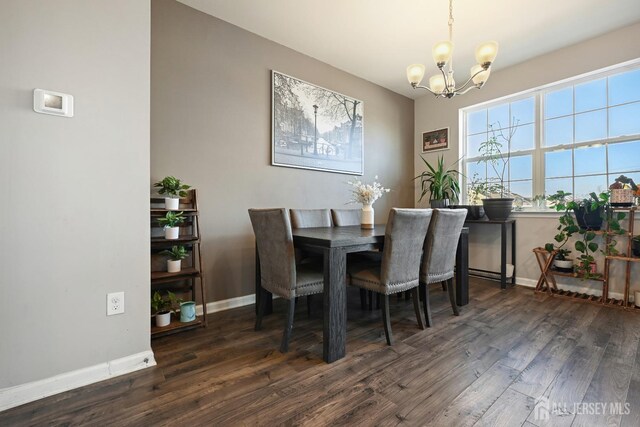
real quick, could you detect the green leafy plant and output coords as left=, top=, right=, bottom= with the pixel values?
left=160, top=245, right=188, bottom=261
left=477, top=120, right=519, bottom=198
left=154, top=176, right=191, bottom=198
left=555, top=249, right=571, bottom=261
left=151, top=291, right=181, bottom=315
left=158, top=211, right=185, bottom=228
left=414, top=155, right=461, bottom=202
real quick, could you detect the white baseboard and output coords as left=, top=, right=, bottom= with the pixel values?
left=0, top=350, right=155, bottom=412
left=196, top=293, right=256, bottom=316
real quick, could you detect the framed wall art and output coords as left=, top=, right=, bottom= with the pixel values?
left=421, top=127, right=449, bottom=153
left=272, top=71, right=363, bottom=175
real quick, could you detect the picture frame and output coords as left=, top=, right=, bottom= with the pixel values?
left=421, top=128, right=449, bottom=153
left=272, top=70, right=364, bottom=175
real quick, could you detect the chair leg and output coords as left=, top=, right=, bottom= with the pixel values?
left=405, top=290, right=410, bottom=301
left=367, top=290, right=373, bottom=311
left=376, top=293, right=381, bottom=310
left=255, top=288, right=266, bottom=331
left=441, top=281, right=447, bottom=291
left=381, top=294, right=394, bottom=345
left=360, top=288, right=367, bottom=310
left=280, top=298, right=296, bottom=353
left=411, top=287, right=425, bottom=330
left=420, top=282, right=433, bottom=328
left=447, top=278, right=460, bottom=316
left=307, top=294, right=313, bottom=318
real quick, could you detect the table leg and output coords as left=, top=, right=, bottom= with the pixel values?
left=511, top=221, right=516, bottom=285
left=255, top=246, right=272, bottom=316
left=500, top=223, right=507, bottom=290
left=455, top=229, right=469, bottom=306
left=323, top=246, right=347, bottom=363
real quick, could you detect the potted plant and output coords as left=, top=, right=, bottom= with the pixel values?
left=151, top=290, right=181, bottom=327
left=347, top=175, right=390, bottom=229
left=158, top=211, right=185, bottom=240
left=414, top=155, right=460, bottom=208
left=160, top=245, right=188, bottom=273
left=154, top=176, right=191, bottom=210
left=553, top=249, right=573, bottom=271
left=477, top=121, right=519, bottom=220
left=453, top=172, right=485, bottom=220
left=609, top=175, right=637, bottom=207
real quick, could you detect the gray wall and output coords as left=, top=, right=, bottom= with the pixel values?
left=151, top=0, right=415, bottom=301
left=414, top=23, right=640, bottom=292
left=0, top=0, right=151, bottom=387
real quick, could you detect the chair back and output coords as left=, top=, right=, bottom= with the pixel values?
left=421, top=209, right=467, bottom=283
left=331, top=209, right=361, bottom=226
left=248, top=208, right=296, bottom=298
left=380, top=208, right=432, bottom=288
left=290, top=209, right=332, bottom=228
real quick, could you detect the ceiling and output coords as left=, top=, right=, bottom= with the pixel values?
left=178, top=0, right=640, bottom=99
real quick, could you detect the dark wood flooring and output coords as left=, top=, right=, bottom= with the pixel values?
left=3, top=278, right=640, bottom=426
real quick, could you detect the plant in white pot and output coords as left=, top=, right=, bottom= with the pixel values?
left=154, top=176, right=191, bottom=210
left=160, top=245, right=188, bottom=273
left=347, top=176, right=390, bottom=229
left=477, top=120, right=520, bottom=220
left=553, top=249, right=573, bottom=271
left=151, top=290, right=181, bottom=328
left=158, top=211, right=185, bottom=240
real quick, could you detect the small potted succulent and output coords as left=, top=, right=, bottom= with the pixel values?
left=154, top=176, right=191, bottom=210
left=160, top=245, right=188, bottom=273
left=553, top=249, right=573, bottom=271
left=158, top=211, right=185, bottom=240
left=151, top=290, right=181, bottom=327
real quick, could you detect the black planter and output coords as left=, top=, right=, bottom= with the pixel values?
left=573, top=206, right=603, bottom=230
left=430, top=199, right=450, bottom=208
left=482, top=198, right=514, bottom=221
left=451, top=205, right=485, bottom=221
left=632, top=238, right=640, bottom=257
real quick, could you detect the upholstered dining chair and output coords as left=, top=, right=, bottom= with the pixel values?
left=331, top=208, right=361, bottom=226
left=348, top=208, right=433, bottom=345
left=248, top=208, right=324, bottom=353
left=419, top=208, right=467, bottom=327
left=290, top=208, right=332, bottom=228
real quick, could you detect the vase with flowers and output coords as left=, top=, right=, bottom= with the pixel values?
left=347, top=176, right=390, bottom=229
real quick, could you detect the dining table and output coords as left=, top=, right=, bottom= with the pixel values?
left=254, top=224, right=469, bottom=363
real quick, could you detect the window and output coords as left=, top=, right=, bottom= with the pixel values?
left=461, top=62, right=640, bottom=207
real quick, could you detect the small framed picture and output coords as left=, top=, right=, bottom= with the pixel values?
left=422, top=128, right=449, bottom=153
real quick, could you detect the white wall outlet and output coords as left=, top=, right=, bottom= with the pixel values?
left=107, top=292, right=125, bottom=316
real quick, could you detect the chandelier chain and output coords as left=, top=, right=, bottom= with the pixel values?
left=448, top=0, right=454, bottom=41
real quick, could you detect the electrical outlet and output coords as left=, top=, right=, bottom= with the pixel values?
left=107, top=292, right=125, bottom=316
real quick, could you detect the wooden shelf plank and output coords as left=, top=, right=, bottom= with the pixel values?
left=151, top=316, right=204, bottom=338
left=151, top=267, right=200, bottom=283
left=151, top=236, right=199, bottom=246
left=606, top=255, right=640, bottom=262
left=150, top=208, right=198, bottom=215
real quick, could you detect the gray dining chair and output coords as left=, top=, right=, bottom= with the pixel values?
left=348, top=208, right=433, bottom=345
left=331, top=209, right=361, bottom=226
left=419, top=208, right=467, bottom=327
left=248, top=208, right=324, bottom=353
left=290, top=208, right=333, bottom=228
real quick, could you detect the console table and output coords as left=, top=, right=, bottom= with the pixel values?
left=465, top=218, right=516, bottom=289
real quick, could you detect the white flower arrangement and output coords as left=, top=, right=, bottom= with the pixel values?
left=347, top=175, right=390, bottom=206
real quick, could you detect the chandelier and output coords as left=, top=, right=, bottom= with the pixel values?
left=406, top=0, right=498, bottom=98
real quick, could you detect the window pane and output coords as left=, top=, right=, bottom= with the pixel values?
left=575, top=109, right=607, bottom=143
left=575, top=78, right=606, bottom=113
left=545, top=177, right=572, bottom=197
left=509, top=180, right=532, bottom=200
left=467, top=133, right=487, bottom=158
left=468, top=110, right=487, bottom=135
left=608, top=140, right=640, bottom=173
left=608, top=68, right=640, bottom=106
left=509, top=155, right=532, bottom=181
left=544, top=116, right=573, bottom=146
left=511, top=97, right=535, bottom=125
left=609, top=102, right=640, bottom=137
left=466, top=161, right=486, bottom=180
left=574, top=145, right=606, bottom=176
left=487, top=158, right=507, bottom=180
left=574, top=175, right=607, bottom=200
left=510, top=123, right=534, bottom=151
left=545, top=150, right=572, bottom=178
left=545, top=87, right=573, bottom=119
left=488, top=104, right=509, bottom=129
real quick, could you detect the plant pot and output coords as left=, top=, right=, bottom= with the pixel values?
left=167, top=259, right=181, bottom=273
left=165, top=226, right=179, bottom=240
left=164, top=197, right=179, bottom=210
left=482, top=198, right=514, bottom=221
left=610, top=189, right=634, bottom=207
left=180, top=301, right=196, bottom=323
left=155, top=311, right=171, bottom=327
left=430, top=199, right=450, bottom=209
left=573, top=206, right=603, bottom=230
left=635, top=291, right=640, bottom=308
left=451, top=205, right=485, bottom=220
left=632, top=238, right=640, bottom=257
left=554, top=259, right=574, bottom=270
left=361, top=204, right=374, bottom=229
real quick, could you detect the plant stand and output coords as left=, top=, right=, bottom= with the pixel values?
left=603, top=207, right=638, bottom=308
left=150, top=189, right=207, bottom=337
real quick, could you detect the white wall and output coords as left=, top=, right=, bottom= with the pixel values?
left=0, top=0, right=152, bottom=404
left=414, top=23, right=640, bottom=293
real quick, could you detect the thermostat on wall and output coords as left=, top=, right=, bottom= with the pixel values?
left=33, top=89, right=74, bottom=117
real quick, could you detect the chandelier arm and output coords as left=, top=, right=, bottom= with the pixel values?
left=456, top=83, right=483, bottom=96
left=439, top=67, right=451, bottom=95
left=454, top=68, right=486, bottom=93
left=412, top=84, right=442, bottom=97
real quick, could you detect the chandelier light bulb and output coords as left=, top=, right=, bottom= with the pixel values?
left=429, top=75, right=446, bottom=94
left=470, top=64, right=491, bottom=85
left=406, top=64, right=426, bottom=85
left=432, top=41, right=454, bottom=67
left=475, top=41, right=499, bottom=67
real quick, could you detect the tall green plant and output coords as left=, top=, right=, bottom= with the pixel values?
left=154, top=176, right=190, bottom=198
left=414, top=155, right=460, bottom=202
left=477, top=120, right=519, bottom=198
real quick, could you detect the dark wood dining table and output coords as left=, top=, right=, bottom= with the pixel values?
left=255, top=224, right=469, bottom=363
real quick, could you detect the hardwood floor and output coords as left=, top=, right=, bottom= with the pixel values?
left=3, top=278, right=640, bottom=426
